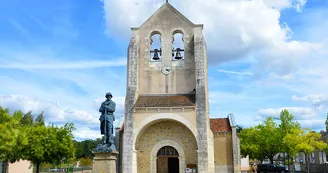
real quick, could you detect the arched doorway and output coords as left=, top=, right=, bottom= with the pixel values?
left=157, top=146, right=179, bottom=173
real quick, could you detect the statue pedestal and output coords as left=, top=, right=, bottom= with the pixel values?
left=92, top=151, right=119, bottom=173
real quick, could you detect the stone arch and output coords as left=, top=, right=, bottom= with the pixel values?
left=172, top=29, right=184, bottom=36
left=150, top=140, right=185, bottom=173
left=150, top=30, right=162, bottom=37
left=133, top=113, right=198, bottom=150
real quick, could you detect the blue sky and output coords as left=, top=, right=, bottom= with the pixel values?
left=0, top=0, right=327, bottom=140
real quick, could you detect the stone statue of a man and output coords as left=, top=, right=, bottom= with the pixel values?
left=99, top=92, right=116, bottom=146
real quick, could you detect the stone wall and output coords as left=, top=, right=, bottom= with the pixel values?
left=213, top=132, right=233, bottom=173
left=135, top=120, right=197, bottom=173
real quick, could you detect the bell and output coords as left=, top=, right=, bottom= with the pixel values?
left=175, top=48, right=183, bottom=60
left=152, top=49, right=160, bottom=61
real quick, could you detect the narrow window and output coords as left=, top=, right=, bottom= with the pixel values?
left=150, top=33, right=162, bottom=61
left=172, top=32, right=184, bottom=60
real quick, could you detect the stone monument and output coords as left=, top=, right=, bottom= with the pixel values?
left=92, top=92, right=118, bottom=173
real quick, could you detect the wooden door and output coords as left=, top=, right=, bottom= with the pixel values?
left=157, top=157, right=168, bottom=173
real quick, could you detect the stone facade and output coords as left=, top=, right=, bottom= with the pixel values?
left=120, top=2, right=241, bottom=173
left=135, top=121, right=197, bottom=173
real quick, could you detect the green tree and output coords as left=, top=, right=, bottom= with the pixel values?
left=239, top=126, right=266, bottom=161
left=0, top=107, right=28, bottom=173
left=74, top=137, right=102, bottom=158
left=23, top=122, right=76, bottom=173
left=236, top=125, right=243, bottom=133
left=240, top=117, right=282, bottom=163
left=35, top=112, right=45, bottom=126
left=292, top=129, right=327, bottom=173
left=20, top=111, right=34, bottom=125
left=325, top=113, right=328, bottom=131
left=279, top=109, right=301, bottom=168
left=22, top=123, right=50, bottom=173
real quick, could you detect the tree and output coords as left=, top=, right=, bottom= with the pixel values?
left=0, top=107, right=76, bottom=173
left=236, top=125, right=243, bottom=133
left=292, top=129, right=327, bottom=173
left=325, top=113, right=328, bottom=131
left=240, top=126, right=266, bottom=161
left=20, top=111, right=34, bottom=125
left=279, top=109, right=301, bottom=168
left=23, top=122, right=76, bottom=173
left=35, top=112, right=45, bottom=126
left=240, top=117, right=283, bottom=163
left=0, top=107, right=28, bottom=173
left=74, top=137, right=103, bottom=159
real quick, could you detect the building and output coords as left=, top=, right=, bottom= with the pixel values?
left=118, top=2, right=241, bottom=173
left=0, top=160, right=33, bottom=173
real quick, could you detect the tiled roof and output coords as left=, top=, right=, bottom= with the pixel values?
left=210, top=118, right=231, bottom=133
left=135, top=94, right=195, bottom=107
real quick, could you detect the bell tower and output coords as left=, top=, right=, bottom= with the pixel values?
left=122, top=2, right=214, bottom=173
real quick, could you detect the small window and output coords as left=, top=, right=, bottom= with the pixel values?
left=157, top=146, right=179, bottom=157
left=150, top=33, right=162, bottom=61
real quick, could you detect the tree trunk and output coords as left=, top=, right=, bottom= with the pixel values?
left=287, top=154, right=290, bottom=171
left=268, top=155, right=274, bottom=164
left=36, top=162, right=40, bottom=173
left=306, top=153, right=310, bottom=173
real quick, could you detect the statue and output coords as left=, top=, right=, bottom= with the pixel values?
left=99, top=92, right=116, bottom=149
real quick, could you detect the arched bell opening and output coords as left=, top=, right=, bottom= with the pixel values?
left=172, top=31, right=184, bottom=60
left=150, top=31, right=162, bottom=62
left=156, top=146, right=179, bottom=173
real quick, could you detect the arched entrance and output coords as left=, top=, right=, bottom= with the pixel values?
left=156, top=146, right=179, bottom=173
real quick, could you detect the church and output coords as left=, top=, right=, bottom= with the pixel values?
left=116, top=2, right=241, bottom=173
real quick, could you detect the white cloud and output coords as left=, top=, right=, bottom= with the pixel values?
left=292, top=94, right=328, bottom=109
left=261, top=0, right=307, bottom=11
left=101, top=0, right=320, bottom=76
left=297, top=119, right=325, bottom=131
left=217, top=69, right=253, bottom=76
left=0, top=94, right=98, bottom=123
left=0, top=58, right=126, bottom=69
left=73, top=127, right=102, bottom=141
left=258, top=107, right=316, bottom=120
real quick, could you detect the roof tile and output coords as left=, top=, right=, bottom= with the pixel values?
left=135, top=94, right=195, bottom=107
left=210, top=118, right=231, bottom=133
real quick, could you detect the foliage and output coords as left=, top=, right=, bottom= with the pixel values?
left=23, top=122, right=76, bottom=173
left=236, top=125, right=243, bottom=133
left=240, top=117, right=282, bottom=163
left=0, top=106, right=76, bottom=173
left=279, top=109, right=301, bottom=167
left=239, top=127, right=265, bottom=161
left=79, top=158, right=93, bottom=166
left=293, top=129, right=327, bottom=173
left=35, top=112, right=45, bottom=126
left=74, top=138, right=102, bottom=159
left=325, top=113, right=328, bottom=131
left=0, top=107, right=28, bottom=163
left=20, top=111, right=34, bottom=125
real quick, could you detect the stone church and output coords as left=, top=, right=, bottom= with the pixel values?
left=116, top=2, right=241, bottom=173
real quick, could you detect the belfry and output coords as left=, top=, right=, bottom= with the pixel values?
left=118, top=2, right=241, bottom=173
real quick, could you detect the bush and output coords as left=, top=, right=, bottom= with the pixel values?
left=79, top=158, right=92, bottom=166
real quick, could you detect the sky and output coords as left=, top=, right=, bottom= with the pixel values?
left=0, top=0, right=327, bottom=141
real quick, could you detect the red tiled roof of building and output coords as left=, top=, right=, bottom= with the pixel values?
left=135, top=94, right=195, bottom=107
left=210, top=118, right=231, bottom=133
